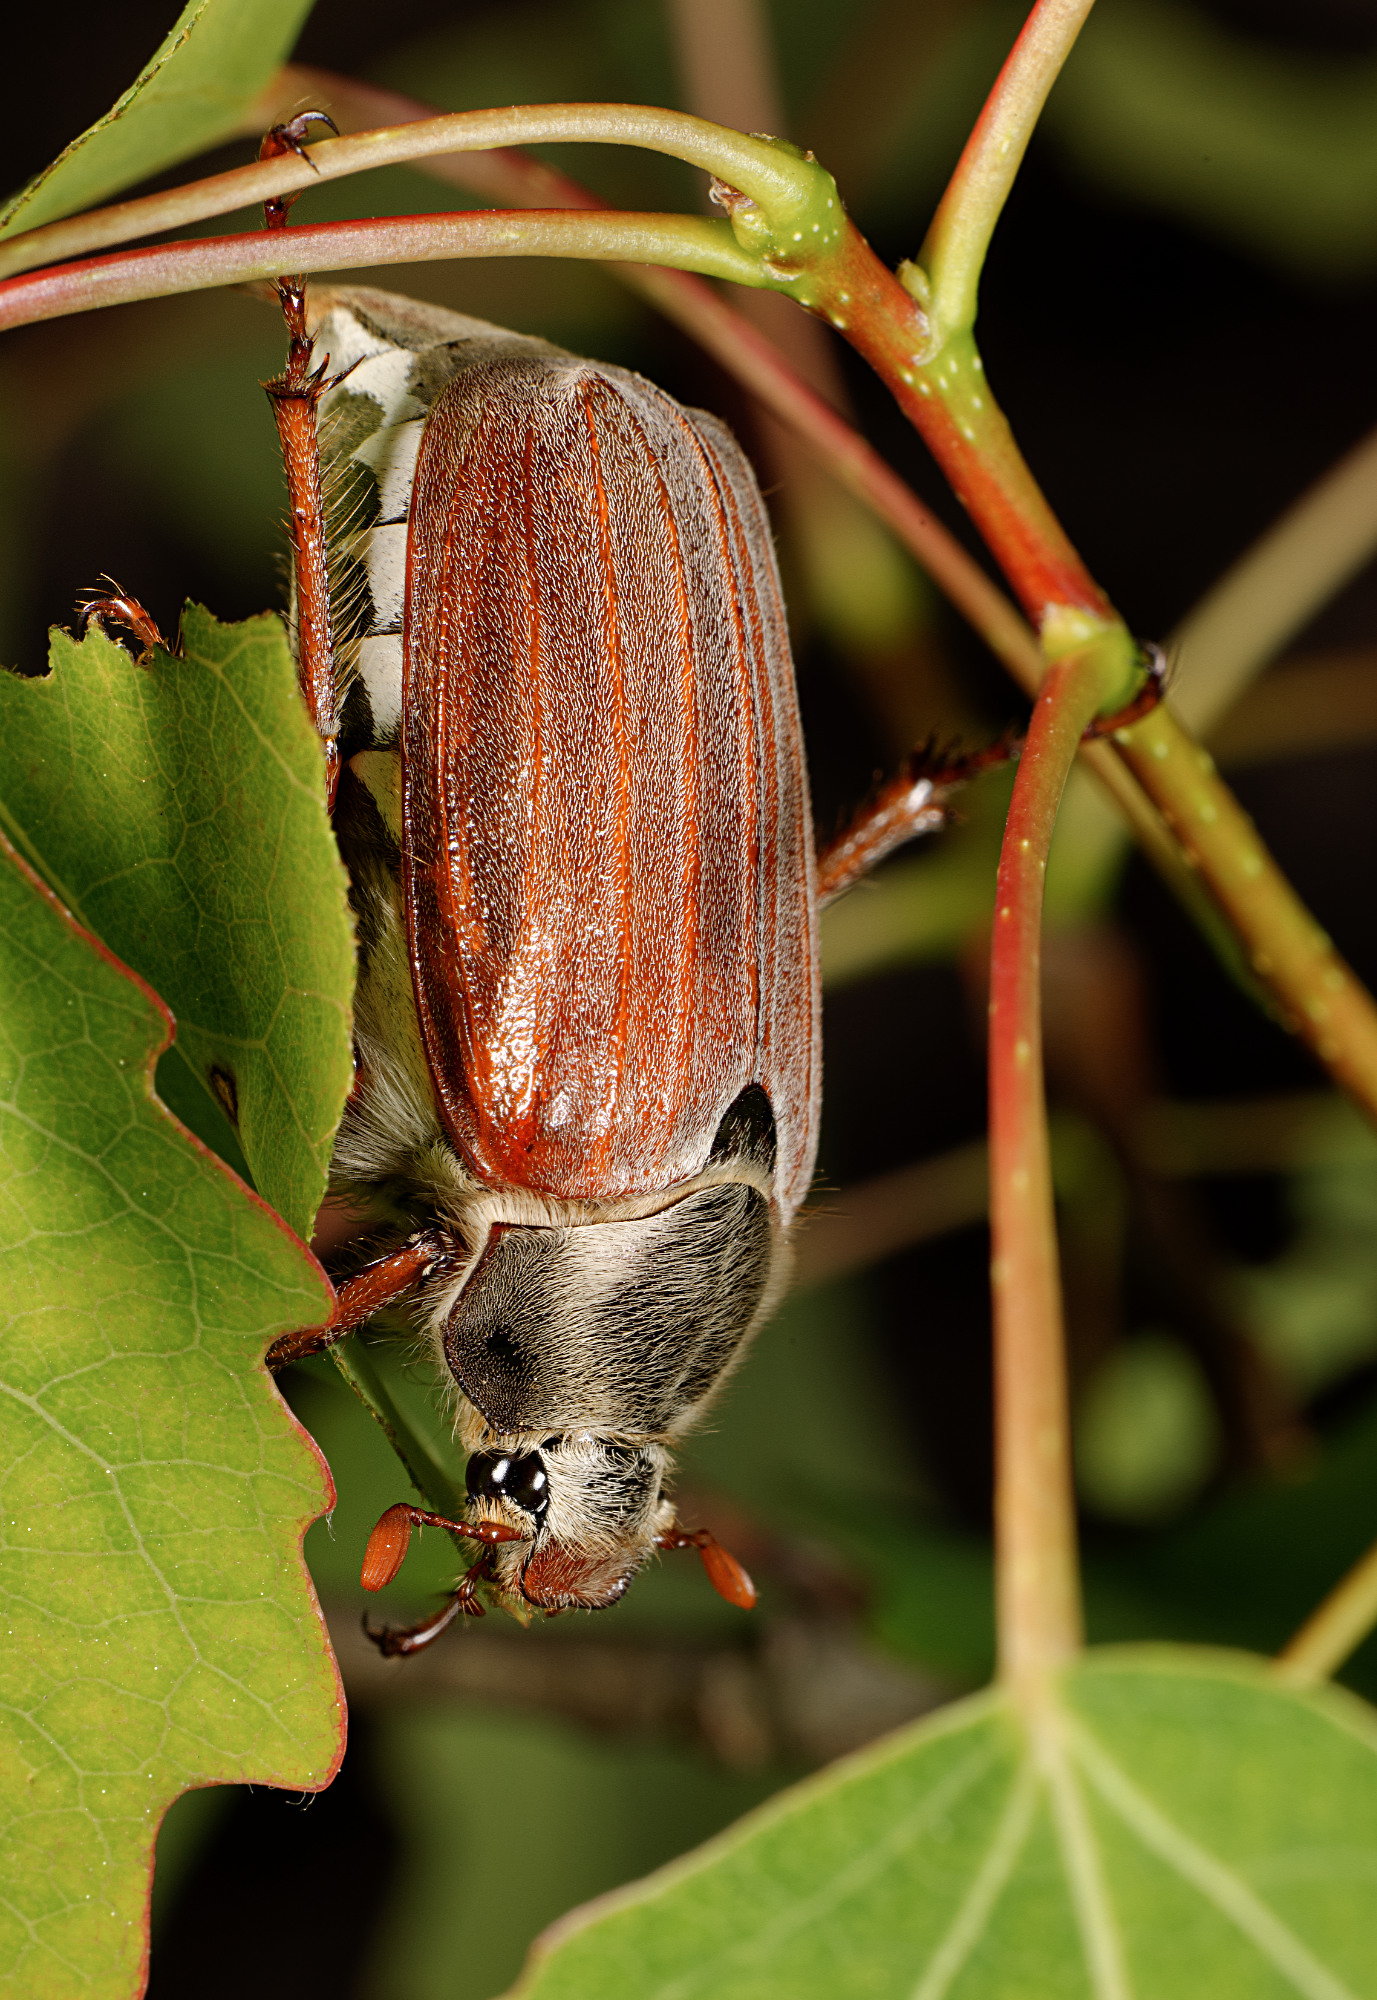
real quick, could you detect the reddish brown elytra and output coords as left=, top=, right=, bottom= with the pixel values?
left=229, top=126, right=988, bottom=1652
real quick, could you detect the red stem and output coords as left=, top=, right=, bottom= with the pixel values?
left=826, top=227, right=1113, bottom=627
left=988, top=645, right=1123, bottom=1680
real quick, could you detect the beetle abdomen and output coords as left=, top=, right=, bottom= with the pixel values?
left=310, top=288, right=562, bottom=750
left=404, top=354, right=820, bottom=1216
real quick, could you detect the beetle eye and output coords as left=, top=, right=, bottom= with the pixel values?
left=466, top=1449, right=550, bottom=1522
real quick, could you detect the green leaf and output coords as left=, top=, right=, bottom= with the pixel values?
left=0, top=0, right=317, bottom=242
left=0, top=833, right=341, bottom=2000
left=511, top=1647, right=1377, bottom=1999
left=0, top=610, right=355, bottom=1241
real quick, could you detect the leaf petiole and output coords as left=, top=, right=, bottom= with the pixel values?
left=989, top=631, right=1137, bottom=1687
left=323, top=1336, right=469, bottom=1529
left=1278, top=1533, right=1377, bottom=1687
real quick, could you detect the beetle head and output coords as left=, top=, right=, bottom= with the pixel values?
left=463, top=1433, right=670, bottom=1608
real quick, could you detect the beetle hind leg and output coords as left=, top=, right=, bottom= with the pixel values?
left=816, top=642, right=1165, bottom=905
left=815, top=732, right=1018, bottom=907
left=258, top=112, right=344, bottom=805
left=77, top=581, right=167, bottom=658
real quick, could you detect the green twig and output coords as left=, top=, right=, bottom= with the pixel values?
left=324, top=1338, right=468, bottom=1524
left=0, top=209, right=767, bottom=331
left=1277, top=1533, right=1377, bottom=1686
left=1109, top=704, right=1377, bottom=1102
left=0, top=102, right=834, bottom=283
left=919, top=0, right=1098, bottom=341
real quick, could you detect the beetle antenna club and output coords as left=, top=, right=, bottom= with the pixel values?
left=262, top=289, right=971, bottom=1641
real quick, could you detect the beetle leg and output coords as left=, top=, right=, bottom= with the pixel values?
left=361, top=1502, right=524, bottom=1591
left=78, top=583, right=167, bottom=658
left=259, top=112, right=342, bottom=807
left=362, top=1546, right=500, bottom=1657
left=817, top=644, right=1163, bottom=905
left=258, top=110, right=339, bottom=187
left=264, top=1230, right=448, bottom=1370
left=362, top=1590, right=466, bottom=1659
left=815, top=733, right=1018, bottom=908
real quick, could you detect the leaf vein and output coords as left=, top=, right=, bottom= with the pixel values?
left=1069, top=1717, right=1360, bottom=2000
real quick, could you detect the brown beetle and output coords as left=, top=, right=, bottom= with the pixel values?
left=82, top=136, right=975, bottom=1650
left=274, top=283, right=822, bottom=1639
left=86, top=273, right=970, bottom=1647
left=246, top=278, right=968, bottom=1648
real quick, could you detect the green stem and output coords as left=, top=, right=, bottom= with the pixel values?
left=919, top=0, right=1099, bottom=339
left=823, top=228, right=1113, bottom=626
left=0, top=209, right=765, bottom=331
left=0, top=101, right=834, bottom=284
left=1110, top=704, right=1377, bottom=1109
left=1277, top=1532, right=1377, bottom=1686
left=324, top=1339, right=468, bottom=1524
left=990, top=638, right=1129, bottom=1684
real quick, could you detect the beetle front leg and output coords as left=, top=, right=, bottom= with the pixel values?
left=259, top=112, right=343, bottom=807
left=363, top=1546, right=503, bottom=1657
left=815, top=735, right=1017, bottom=907
left=264, top=1230, right=447, bottom=1370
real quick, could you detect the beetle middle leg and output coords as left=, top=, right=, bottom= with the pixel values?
left=258, top=111, right=343, bottom=805
left=816, top=642, right=1166, bottom=904
left=815, top=734, right=1017, bottom=906
left=264, top=1230, right=448, bottom=1369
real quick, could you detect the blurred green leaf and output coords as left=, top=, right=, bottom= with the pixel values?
left=371, top=1708, right=777, bottom=2000
left=0, top=833, right=341, bottom=2000
left=0, top=611, right=355, bottom=1240
left=1051, top=0, right=1377, bottom=280
left=1075, top=1335, right=1222, bottom=1525
left=1113, top=1389, right=1377, bottom=1698
left=0, top=0, right=317, bottom=242
left=512, top=1648, right=1377, bottom=2000
left=1231, top=1151, right=1377, bottom=1397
